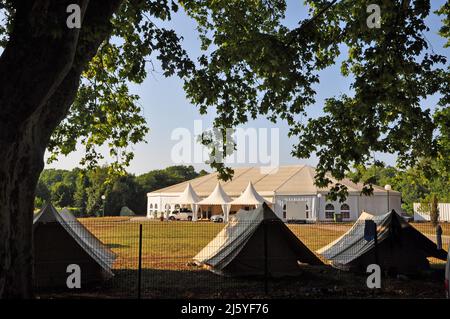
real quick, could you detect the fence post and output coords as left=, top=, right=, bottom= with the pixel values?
left=137, top=223, right=143, bottom=299
left=436, top=224, right=443, bottom=250
left=374, top=226, right=378, bottom=266
left=263, top=220, right=268, bottom=295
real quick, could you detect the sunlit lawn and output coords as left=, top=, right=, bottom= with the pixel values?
left=80, top=218, right=224, bottom=270
left=79, top=218, right=449, bottom=270
left=410, top=222, right=450, bottom=235
left=32, top=217, right=447, bottom=298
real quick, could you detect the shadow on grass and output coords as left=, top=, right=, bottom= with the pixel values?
left=35, top=265, right=446, bottom=299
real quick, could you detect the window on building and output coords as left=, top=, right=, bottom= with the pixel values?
left=149, top=204, right=153, bottom=212
left=306, top=204, right=309, bottom=219
left=165, top=204, right=171, bottom=212
left=154, top=204, right=158, bottom=211
left=341, top=203, right=350, bottom=219
left=325, top=204, right=334, bottom=219
left=175, top=204, right=180, bottom=211
left=282, top=204, right=287, bottom=219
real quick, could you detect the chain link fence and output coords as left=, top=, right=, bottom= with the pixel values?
left=34, top=217, right=449, bottom=299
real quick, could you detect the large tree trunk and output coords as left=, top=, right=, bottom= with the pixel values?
left=0, top=119, right=48, bottom=298
left=0, top=0, right=123, bottom=298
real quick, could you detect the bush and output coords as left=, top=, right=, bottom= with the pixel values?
left=61, top=207, right=84, bottom=218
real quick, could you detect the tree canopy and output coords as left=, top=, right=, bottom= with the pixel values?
left=182, top=0, right=449, bottom=200
left=0, top=0, right=449, bottom=298
left=34, top=165, right=206, bottom=216
left=348, top=159, right=450, bottom=214
left=36, top=161, right=448, bottom=217
left=1, top=1, right=447, bottom=195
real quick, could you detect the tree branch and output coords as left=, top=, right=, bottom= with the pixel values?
left=0, top=0, right=89, bottom=142
left=287, top=0, right=339, bottom=46
left=36, top=0, right=125, bottom=147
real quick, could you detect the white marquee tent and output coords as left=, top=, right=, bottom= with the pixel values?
left=230, top=181, right=269, bottom=207
left=147, top=165, right=404, bottom=222
left=198, top=183, right=232, bottom=222
left=174, top=183, right=201, bottom=221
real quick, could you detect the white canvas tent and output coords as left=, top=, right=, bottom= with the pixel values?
left=193, top=203, right=323, bottom=277
left=317, top=210, right=447, bottom=273
left=230, top=181, right=270, bottom=207
left=33, top=204, right=116, bottom=287
left=174, top=183, right=201, bottom=221
left=148, top=165, right=404, bottom=221
left=198, top=183, right=232, bottom=222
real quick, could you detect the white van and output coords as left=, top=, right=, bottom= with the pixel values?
left=168, top=208, right=193, bottom=221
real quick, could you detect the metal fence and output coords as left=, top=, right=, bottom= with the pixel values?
left=33, top=217, right=449, bottom=299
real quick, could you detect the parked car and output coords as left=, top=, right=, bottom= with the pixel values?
left=168, top=208, right=193, bottom=221
left=446, top=249, right=450, bottom=299
left=210, top=214, right=224, bottom=223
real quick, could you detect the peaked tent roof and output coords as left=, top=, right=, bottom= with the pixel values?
left=120, top=206, right=136, bottom=216
left=148, top=165, right=400, bottom=197
left=230, top=181, right=270, bottom=205
left=34, top=204, right=116, bottom=276
left=175, top=182, right=201, bottom=204
left=317, top=210, right=447, bottom=273
left=198, top=182, right=232, bottom=205
left=193, top=203, right=323, bottom=277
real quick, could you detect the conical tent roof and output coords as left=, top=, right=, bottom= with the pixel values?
left=34, top=203, right=116, bottom=277
left=193, top=203, right=322, bottom=277
left=317, top=210, right=447, bottom=273
left=175, top=183, right=201, bottom=204
left=230, top=181, right=270, bottom=205
left=120, top=206, right=136, bottom=216
left=198, top=182, right=232, bottom=205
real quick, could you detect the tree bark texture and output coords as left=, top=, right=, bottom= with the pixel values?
left=0, top=0, right=124, bottom=298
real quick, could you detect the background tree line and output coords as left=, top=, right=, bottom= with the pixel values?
left=36, top=159, right=449, bottom=217
left=35, top=165, right=208, bottom=216
left=347, top=158, right=450, bottom=215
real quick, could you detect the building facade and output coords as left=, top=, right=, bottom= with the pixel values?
left=147, top=165, right=403, bottom=221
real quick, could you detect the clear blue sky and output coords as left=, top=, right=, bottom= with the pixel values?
left=46, top=0, right=449, bottom=175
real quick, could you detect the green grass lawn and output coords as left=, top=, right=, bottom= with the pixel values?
left=35, top=217, right=449, bottom=298
left=79, top=218, right=449, bottom=270
left=410, top=222, right=450, bottom=235
left=80, top=219, right=225, bottom=270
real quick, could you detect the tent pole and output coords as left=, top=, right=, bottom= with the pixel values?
left=223, top=204, right=230, bottom=223
left=374, top=228, right=379, bottom=268
left=191, top=203, right=198, bottom=222
left=137, top=224, right=143, bottom=299
left=264, top=220, right=269, bottom=295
